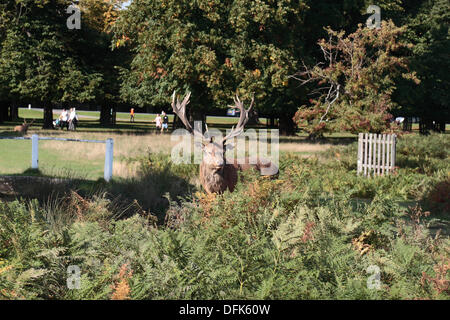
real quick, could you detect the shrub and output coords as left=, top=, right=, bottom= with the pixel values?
left=0, top=133, right=448, bottom=300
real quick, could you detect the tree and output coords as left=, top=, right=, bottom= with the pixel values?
left=112, top=0, right=307, bottom=134
left=77, top=0, right=130, bottom=125
left=394, top=0, right=449, bottom=133
left=0, top=0, right=105, bottom=128
left=292, top=20, right=419, bottom=138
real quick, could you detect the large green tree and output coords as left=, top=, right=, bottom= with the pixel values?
left=0, top=0, right=104, bottom=128
left=394, top=0, right=449, bottom=133
left=112, top=0, right=308, bottom=134
left=78, top=0, right=130, bottom=125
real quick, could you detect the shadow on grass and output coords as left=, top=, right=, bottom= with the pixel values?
left=0, top=130, right=23, bottom=138
left=1, top=163, right=197, bottom=224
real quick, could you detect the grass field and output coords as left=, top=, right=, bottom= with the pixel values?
left=1, top=109, right=356, bottom=179
left=17, top=108, right=439, bottom=131
left=18, top=108, right=265, bottom=125
left=0, top=129, right=341, bottom=179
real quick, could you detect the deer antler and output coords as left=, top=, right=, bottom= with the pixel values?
left=222, top=93, right=254, bottom=145
left=171, top=91, right=203, bottom=137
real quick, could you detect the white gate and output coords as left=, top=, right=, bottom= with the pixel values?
left=357, top=133, right=396, bottom=177
left=0, top=134, right=114, bottom=181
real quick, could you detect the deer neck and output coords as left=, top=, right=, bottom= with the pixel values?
left=200, top=162, right=226, bottom=194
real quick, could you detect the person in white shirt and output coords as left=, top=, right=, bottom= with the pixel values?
left=68, top=108, right=78, bottom=131
left=59, top=109, right=68, bottom=130
left=155, top=114, right=162, bottom=133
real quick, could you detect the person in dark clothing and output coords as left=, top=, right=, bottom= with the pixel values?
left=161, top=111, right=169, bottom=133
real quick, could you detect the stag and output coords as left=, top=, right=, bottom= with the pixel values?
left=172, top=91, right=278, bottom=194
left=14, top=119, right=34, bottom=135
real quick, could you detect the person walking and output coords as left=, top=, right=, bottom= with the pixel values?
left=155, top=114, right=162, bottom=133
left=68, top=108, right=78, bottom=131
left=60, top=108, right=69, bottom=130
left=161, top=111, right=169, bottom=133
left=130, top=108, right=135, bottom=122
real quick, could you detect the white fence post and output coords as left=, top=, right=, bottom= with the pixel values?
left=357, top=133, right=397, bottom=177
left=104, top=138, right=114, bottom=182
left=31, top=134, right=39, bottom=169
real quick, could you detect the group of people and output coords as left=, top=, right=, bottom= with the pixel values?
left=54, top=108, right=78, bottom=130
left=130, top=108, right=169, bottom=133
left=154, top=111, right=169, bottom=133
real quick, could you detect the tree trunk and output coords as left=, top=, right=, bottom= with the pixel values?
left=435, top=121, right=446, bottom=133
left=279, top=114, right=297, bottom=136
left=42, top=103, right=54, bottom=129
left=0, top=101, right=8, bottom=124
left=111, top=104, right=117, bottom=125
left=10, top=103, right=19, bottom=121
left=172, top=113, right=181, bottom=130
left=190, top=109, right=207, bottom=134
left=247, top=109, right=259, bottom=125
left=100, top=104, right=111, bottom=125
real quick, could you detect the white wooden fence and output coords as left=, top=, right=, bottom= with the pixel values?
left=0, top=134, right=114, bottom=181
left=357, top=133, right=396, bottom=177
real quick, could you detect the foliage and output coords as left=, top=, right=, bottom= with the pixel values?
left=1, top=133, right=448, bottom=300
left=292, top=20, right=419, bottom=137
left=394, top=0, right=450, bottom=124
left=111, top=0, right=306, bottom=124
left=0, top=0, right=126, bottom=126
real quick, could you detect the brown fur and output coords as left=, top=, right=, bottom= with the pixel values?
left=14, top=119, right=34, bottom=135
left=200, top=154, right=278, bottom=194
left=171, top=90, right=278, bottom=194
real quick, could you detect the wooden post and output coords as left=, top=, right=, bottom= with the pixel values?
left=373, top=133, right=377, bottom=176
left=391, top=134, right=396, bottom=172
left=104, top=138, right=114, bottom=182
left=363, top=133, right=368, bottom=177
left=31, top=134, right=39, bottom=169
left=381, top=134, right=386, bottom=176
left=357, top=133, right=363, bottom=175
left=377, top=134, right=381, bottom=176
left=367, top=133, right=372, bottom=177
left=386, top=134, right=391, bottom=173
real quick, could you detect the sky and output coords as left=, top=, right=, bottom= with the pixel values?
left=121, top=1, right=132, bottom=9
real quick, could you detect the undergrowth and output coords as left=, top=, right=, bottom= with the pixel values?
left=0, top=133, right=448, bottom=299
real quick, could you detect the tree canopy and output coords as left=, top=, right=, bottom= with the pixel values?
left=112, top=0, right=308, bottom=131
left=0, top=0, right=125, bottom=126
left=0, top=0, right=448, bottom=133
left=292, top=21, right=419, bottom=137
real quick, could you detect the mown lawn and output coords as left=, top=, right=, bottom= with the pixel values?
left=18, top=108, right=267, bottom=125
left=0, top=139, right=104, bottom=179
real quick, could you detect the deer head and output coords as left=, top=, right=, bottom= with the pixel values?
left=14, top=119, right=35, bottom=134
left=172, top=91, right=254, bottom=193
left=172, top=91, right=253, bottom=165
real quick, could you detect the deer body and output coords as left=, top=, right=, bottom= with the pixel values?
left=172, top=91, right=278, bottom=194
left=200, top=157, right=277, bottom=194
left=14, top=119, right=34, bottom=135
